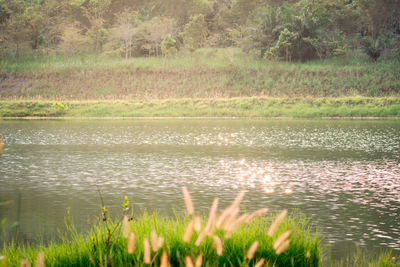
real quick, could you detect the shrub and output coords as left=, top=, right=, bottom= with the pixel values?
left=360, top=36, right=383, bottom=61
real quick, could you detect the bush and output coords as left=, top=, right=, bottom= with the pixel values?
left=360, top=36, right=383, bottom=61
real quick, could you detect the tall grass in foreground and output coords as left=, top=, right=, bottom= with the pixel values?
left=1, top=189, right=320, bottom=266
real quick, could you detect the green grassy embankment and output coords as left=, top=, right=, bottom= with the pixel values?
left=0, top=54, right=399, bottom=118
left=0, top=97, right=399, bottom=118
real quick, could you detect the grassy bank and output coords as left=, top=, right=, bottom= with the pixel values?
left=0, top=97, right=399, bottom=118
left=1, top=189, right=322, bottom=267
left=1, top=212, right=320, bottom=267
left=0, top=54, right=399, bottom=100
left=1, top=200, right=398, bottom=267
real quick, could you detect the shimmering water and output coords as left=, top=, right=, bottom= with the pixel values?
left=0, top=119, right=399, bottom=259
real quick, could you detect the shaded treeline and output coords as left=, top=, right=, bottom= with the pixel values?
left=0, top=0, right=399, bottom=62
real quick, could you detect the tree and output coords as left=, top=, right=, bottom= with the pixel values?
left=354, top=0, right=400, bottom=37
left=143, top=17, right=176, bottom=56
left=58, top=24, right=85, bottom=59
left=82, top=0, right=111, bottom=61
left=182, top=14, right=208, bottom=52
left=247, top=1, right=339, bottom=61
left=113, top=11, right=139, bottom=59
left=161, top=34, right=178, bottom=56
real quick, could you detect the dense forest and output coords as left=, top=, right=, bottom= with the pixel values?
left=0, top=0, right=399, bottom=62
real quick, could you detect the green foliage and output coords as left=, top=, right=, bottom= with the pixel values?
left=250, top=1, right=339, bottom=62
left=0, top=0, right=398, bottom=60
left=161, top=34, right=177, bottom=56
left=361, top=36, right=383, bottom=61
left=1, top=97, right=400, bottom=118
left=182, top=14, right=208, bottom=52
left=361, top=37, right=382, bottom=61
left=267, top=28, right=294, bottom=61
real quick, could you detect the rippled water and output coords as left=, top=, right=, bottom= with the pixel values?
left=0, top=119, right=399, bottom=259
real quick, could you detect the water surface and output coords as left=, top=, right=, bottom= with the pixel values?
left=0, top=119, right=399, bottom=259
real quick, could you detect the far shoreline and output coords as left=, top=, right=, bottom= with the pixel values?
left=1, top=97, right=399, bottom=119
left=1, top=116, right=400, bottom=120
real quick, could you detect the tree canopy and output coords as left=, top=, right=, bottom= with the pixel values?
left=0, top=0, right=399, bottom=61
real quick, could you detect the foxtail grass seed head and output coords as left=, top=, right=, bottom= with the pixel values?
left=233, top=191, right=245, bottom=207
left=195, top=230, right=206, bottom=246
left=150, top=230, right=158, bottom=252
left=183, top=219, right=194, bottom=242
left=123, top=215, right=129, bottom=238
left=254, top=258, right=265, bottom=267
left=275, top=239, right=290, bottom=255
left=273, top=230, right=291, bottom=250
left=216, top=206, right=231, bottom=229
left=246, top=208, right=269, bottom=223
left=160, top=250, right=169, bottom=267
left=21, top=259, right=31, bottom=267
left=223, top=206, right=240, bottom=231
left=150, top=231, right=163, bottom=251
left=217, top=191, right=245, bottom=229
left=225, top=213, right=249, bottom=238
left=247, top=241, right=259, bottom=259
left=35, top=252, right=44, bottom=267
left=195, top=253, right=202, bottom=267
left=127, top=232, right=135, bottom=254
left=143, top=238, right=151, bottom=264
left=212, top=235, right=223, bottom=256
left=205, top=198, right=219, bottom=234
left=267, top=209, right=288, bottom=237
left=185, top=256, right=194, bottom=267
left=182, top=186, right=194, bottom=215
left=158, top=236, right=164, bottom=249
left=193, top=215, right=201, bottom=232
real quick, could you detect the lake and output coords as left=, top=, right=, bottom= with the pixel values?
left=0, top=119, right=399, bottom=260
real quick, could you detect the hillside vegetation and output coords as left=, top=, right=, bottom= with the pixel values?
left=0, top=0, right=399, bottom=62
